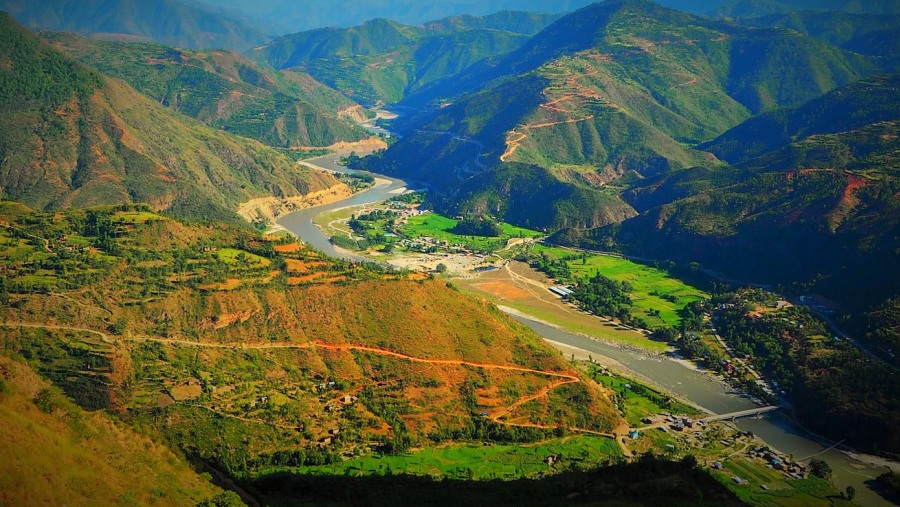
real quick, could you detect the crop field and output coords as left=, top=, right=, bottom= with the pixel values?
left=533, top=245, right=706, bottom=328
left=266, top=436, right=622, bottom=480
left=713, top=463, right=842, bottom=507
left=588, top=367, right=698, bottom=426
left=401, top=213, right=541, bottom=253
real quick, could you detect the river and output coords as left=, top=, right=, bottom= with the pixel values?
left=277, top=157, right=896, bottom=507
left=277, top=155, right=407, bottom=261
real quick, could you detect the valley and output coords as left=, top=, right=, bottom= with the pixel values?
left=2, top=1, right=899, bottom=506
left=277, top=148, right=898, bottom=506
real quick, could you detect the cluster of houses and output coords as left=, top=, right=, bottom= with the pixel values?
left=748, top=447, right=808, bottom=479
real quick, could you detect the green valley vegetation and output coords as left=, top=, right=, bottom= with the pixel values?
left=328, top=206, right=541, bottom=255
left=524, top=244, right=707, bottom=330
left=43, top=32, right=371, bottom=149
left=711, top=288, right=900, bottom=455
left=0, top=13, right=341, bottom=226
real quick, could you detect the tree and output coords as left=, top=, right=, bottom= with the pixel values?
left=845, top=486, right=855, bottom=501
left=436, top=263, right=447, bottom=273
left=195, top=491, right=245, bottom=507
left=809, top=458, right=832, bottom=480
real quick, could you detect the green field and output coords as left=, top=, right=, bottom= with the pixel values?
left=589, top=367, right=699, bottom=426
left=533, top=245, right=706, bottom=328
left=259, top=436, right=622, bottom=480
left=402, top=213, right=542, bottom=253
left=492, top=299, right=670, bottom=352
left=214, top=248, right=271, bottom=267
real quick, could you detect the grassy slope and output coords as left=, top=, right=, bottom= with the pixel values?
left=0, top=14, right=339, bottom=225
left=0, top=356, right=220, bottom=506
left=0, top=205, right=621, bottom=477
left=44, top=32, right=369, bottom=148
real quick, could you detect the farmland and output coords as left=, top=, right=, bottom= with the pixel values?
left=530, top=244, right=707, bottom=329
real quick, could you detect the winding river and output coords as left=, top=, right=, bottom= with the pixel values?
left=278, top=155, right=896, bottom=506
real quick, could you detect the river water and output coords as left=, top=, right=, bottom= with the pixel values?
left=277, top=155, right=407, bottom=261
left=278, top=156, right=896, bottom=506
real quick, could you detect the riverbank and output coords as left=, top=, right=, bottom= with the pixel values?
left=276, top=148, right=898, bottom=507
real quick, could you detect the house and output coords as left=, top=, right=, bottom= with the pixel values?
left=629, top=430, right=640, bottom=439
left=712, top=461, right=723, bottom=469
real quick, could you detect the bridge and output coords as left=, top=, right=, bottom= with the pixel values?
left=700, top=405, right=783, bottom=423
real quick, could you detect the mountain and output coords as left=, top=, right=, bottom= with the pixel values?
left=551, top=76, right=900, bottom=310
left=0, top=203, right=621, bottom=491
left=0, top=13, right=341, bottom=225
left=361, top=0, right=875, bottom=230
left=734, top=10, right=900, bottom=60
left=196, top=0, right=597, bottom=34
left=43, top=32, right=370, bottom=149
left=711, top=0, right=900, bottom=19
left=701, top=74, right=900, bottom=163
left=1, top=0, right=271, bottom=51
left=252, top=12, right=560, bottom=105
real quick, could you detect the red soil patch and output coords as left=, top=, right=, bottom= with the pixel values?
left=274, top=243, right=303, bottom=253
left=475, top=281, right=530, bottom=300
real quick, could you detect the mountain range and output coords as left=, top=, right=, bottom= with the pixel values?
left=252, top=12, right=561, bottom=106
left=43, top=32, right=370, bottom=149
left=0, top=13, right=341, bottom=225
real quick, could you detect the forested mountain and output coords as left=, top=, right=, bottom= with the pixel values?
left=1, top=0, right=270, bottom=51
left=552, top=76, right=900, bottom=309
left=732, top=10, right=900, bottom=63
left=0, top=13, right=338, bottom=225
left=43, top=32, right=369, bottom=148
left=711, top=0, right=900, bottom=19
left=361, top=0, right=877, bottom=230
left=253, top=12, right=560, bottom=105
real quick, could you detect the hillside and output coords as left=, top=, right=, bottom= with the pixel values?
left=253, top=12, right=559, bottom=105
left=43, top=32, right=370, bottom=149
left=0, top=203, right=621, bottom=482
left=361, top=0, right=875, bottom=230
left=711, top=0, right=900, bottom=18
left=735, top=10, right=900, bottom=56
left=553, top=119, right=900, bottom=310
left=1, top=0, right=270, bottom=51
left=701, top=74, right=900, bottom=163
left=0, top=354, right=223, bottom=506
left=0, top=13, right=341, bottom=225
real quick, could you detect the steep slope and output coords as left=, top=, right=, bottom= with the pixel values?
left=701, top=74, right=900, bottom=163
left=44, top=32, right=369, bottom=148
left=363, top=0, right=874, bottom=230
left=1, top=0, right=270, bottom=51
left=0, top=204, right=621, bottom=481
left=253, top=12, right=559, bottom=105
left=0, top=13, right=340, bottom=225
left=553, top=119, right=900, bottom=310
left=0, top=355, right=223, bottom=506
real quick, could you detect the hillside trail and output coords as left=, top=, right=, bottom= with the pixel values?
left=500, top=90, right=599, bottom=162
left=0, top=321, right=627, bottom=446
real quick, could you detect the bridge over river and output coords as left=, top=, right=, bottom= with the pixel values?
left=700, top=405, right=783, bottom=423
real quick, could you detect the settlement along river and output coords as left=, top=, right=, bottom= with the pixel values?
left=279, top=153, right=896, bottom=506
